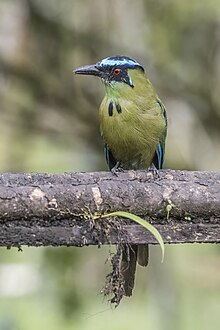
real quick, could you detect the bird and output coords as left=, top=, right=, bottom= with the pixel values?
left=73, top=55, right=167, bottom=296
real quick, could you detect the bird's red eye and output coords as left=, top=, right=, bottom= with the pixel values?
left=113, top=68, right=121, bottom=75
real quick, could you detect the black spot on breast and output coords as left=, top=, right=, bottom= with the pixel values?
left=116, top=103, right=122, bottom=114
left=108, top=101, right=113, bottom=116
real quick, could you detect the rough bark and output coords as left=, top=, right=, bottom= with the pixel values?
left=0, top=170, right=219, bottom=247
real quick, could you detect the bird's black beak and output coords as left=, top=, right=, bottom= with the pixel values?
left=73, top=64, right=101, bottom=77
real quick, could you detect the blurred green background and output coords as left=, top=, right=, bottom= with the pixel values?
left=0, top=0, right=220, bottom=329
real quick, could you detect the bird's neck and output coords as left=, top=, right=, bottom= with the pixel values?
left=103, top=71, right=157, bottom=107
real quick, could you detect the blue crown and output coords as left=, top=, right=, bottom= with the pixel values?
left=98, top=56, right=144, bottom=71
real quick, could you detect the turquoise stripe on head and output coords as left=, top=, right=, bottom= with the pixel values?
left=98, top=56, right=144, bottom=71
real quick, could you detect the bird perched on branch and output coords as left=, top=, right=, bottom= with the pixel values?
left=74, top=55, right=167, bottom=296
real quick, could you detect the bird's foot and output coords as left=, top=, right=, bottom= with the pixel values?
left=148, top=163, right=159, bottom=177
left=111, top=162, right=124, bottom=176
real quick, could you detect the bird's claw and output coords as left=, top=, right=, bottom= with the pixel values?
left=111, top=162, right=124, bottom=176
left=148, top=163, right=159, bottom=177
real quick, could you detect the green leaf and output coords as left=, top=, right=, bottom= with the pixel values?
left=94, top=211, right=165, bottom=262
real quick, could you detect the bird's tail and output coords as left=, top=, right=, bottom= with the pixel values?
left=137, top=244, right=149, bottom=267
left=121, top=244, right=149, bottom=296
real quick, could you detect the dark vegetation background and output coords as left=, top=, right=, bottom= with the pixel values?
left=0, top=1, right=219, bottom=329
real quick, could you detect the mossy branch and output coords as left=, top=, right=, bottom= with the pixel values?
left=0, top=170, right=219, bottom=247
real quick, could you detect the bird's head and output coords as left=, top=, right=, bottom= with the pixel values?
left=73, top=55, right=146, bottom=95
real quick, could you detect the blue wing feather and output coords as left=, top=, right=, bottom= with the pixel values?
left=104, top=144, right=117, bottom=170
left=155, top=142, right=164, bottom=169
left=154, top=98, right=167, bottom=170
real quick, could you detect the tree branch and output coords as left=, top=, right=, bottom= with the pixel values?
left=0, top=170, right=219, bottom=247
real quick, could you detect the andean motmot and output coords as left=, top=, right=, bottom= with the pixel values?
left=74, top=55, right=167, bottom=296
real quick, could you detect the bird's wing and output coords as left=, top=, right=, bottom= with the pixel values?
left=154, top=142, right=165, bottom=169
left=104, top=143, right=117, bottom=170
left=152, top=98, right=167, bottom=170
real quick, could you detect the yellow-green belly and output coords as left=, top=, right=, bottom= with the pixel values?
left=100, top=99, right=165, bottom=170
